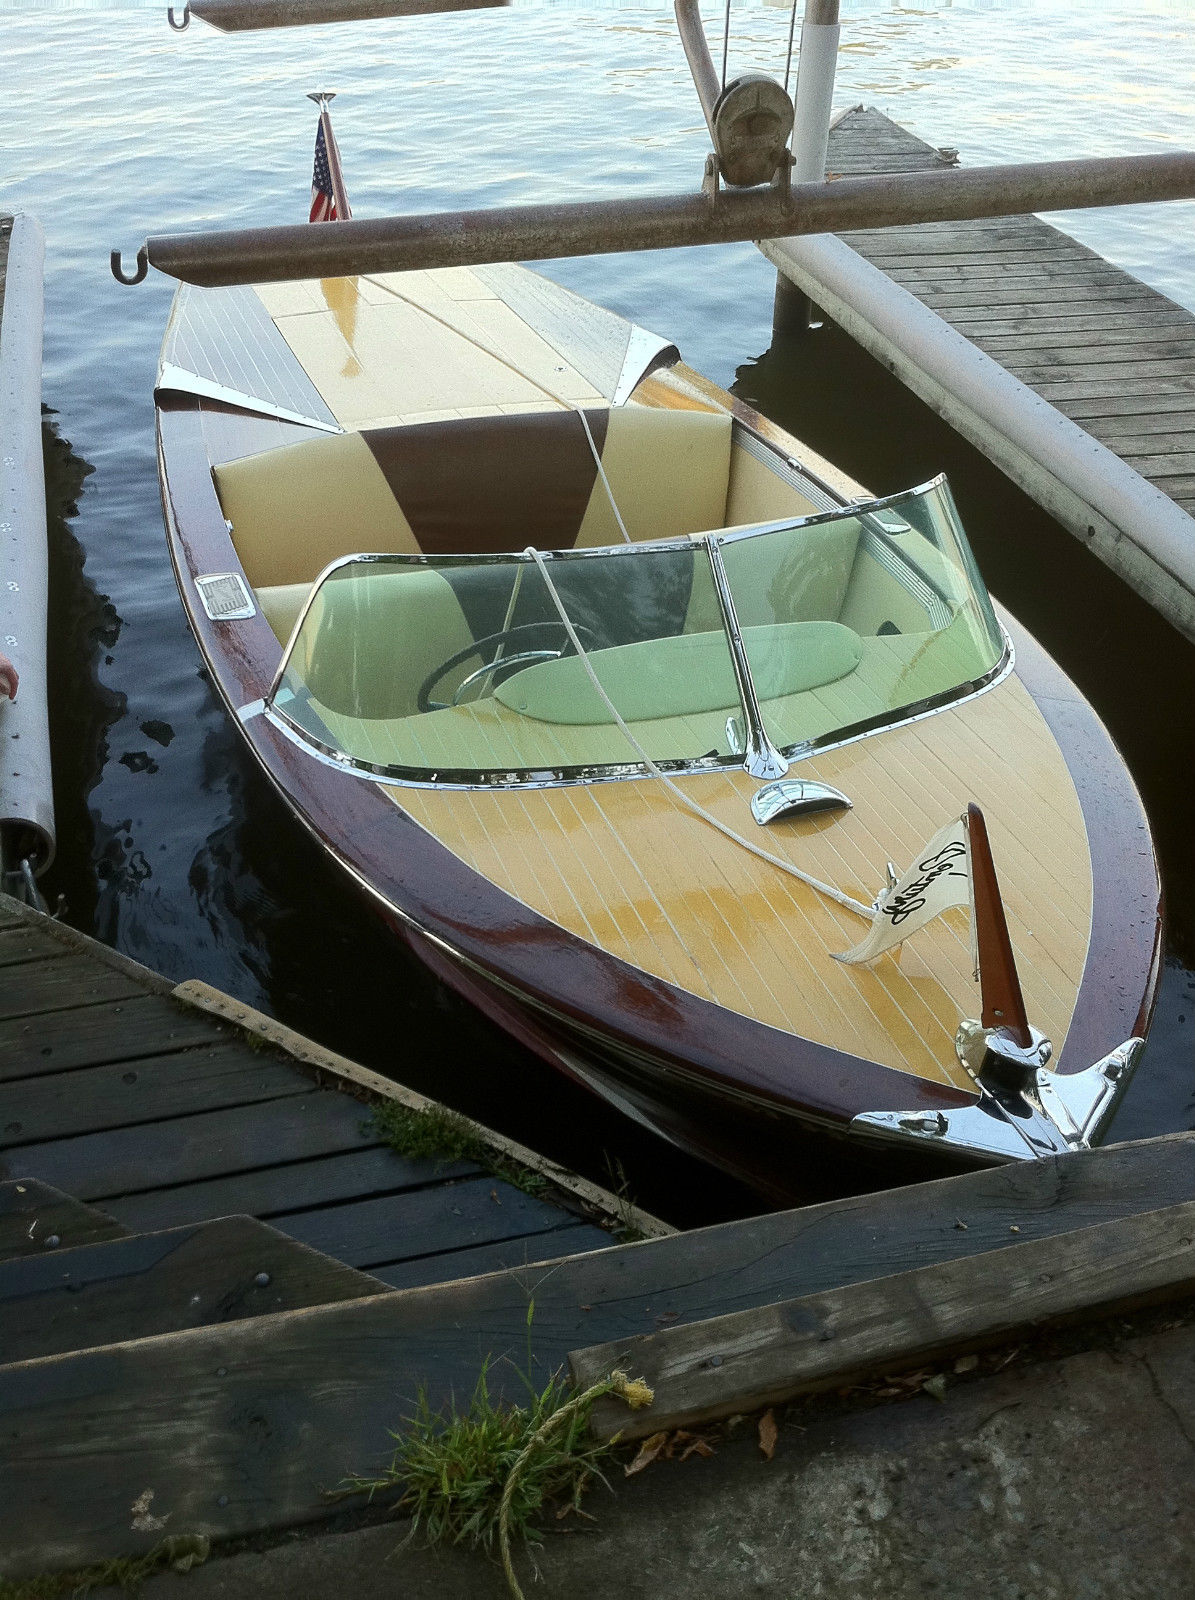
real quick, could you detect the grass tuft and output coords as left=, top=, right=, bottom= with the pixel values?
left=334, top=1359, right=615, bottom=1555
left=368, top=1102, right=550, bottom=1199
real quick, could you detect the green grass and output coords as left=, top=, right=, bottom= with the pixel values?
left=367, top=1101, right=549, bottom=1199
left=0, top=1535, right=210, bottom=1599
left=334, top=1357, right=616, bottom=1555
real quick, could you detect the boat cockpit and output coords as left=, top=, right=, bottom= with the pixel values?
left=210, top=406, right=1005, bottom=787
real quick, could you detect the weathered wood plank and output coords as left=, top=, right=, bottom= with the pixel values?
left=0, top=927, right=70, bottom=970
left=1010, top=356, right=1195, bottom=384
left=1034, top=375, right=1195, bottom=402
left=1057, top=390, right=1195, bottom=421
left=0, top=993, right=231, bottom=1082
left=1073, top=410, right=1195, bottom=441
left=0, top=1180, right=128, bottom=1262
left=0, top=1216, right=387, bottom=1364
left=987, top=340, right=1195, bottom=372
left=103, top=1144, right=481, bottom=1232
left=373, top=1224, right=616, bottom=1291
left=3, top=1136, right=1193, bottom=1575
left=0, top=1043, right=311, bottom=1148
left=0, top=955, right=144, bottom=1022
left=1122, top=451, right=1195, bottom=478
left=887, top=260, right=1154, bottom=288
left=0, top=1089, right=378, bottom=1201
left=975, top=322, right=1195, bottom=352
left=573, top=1198, right=1195, bottom=1440
left=913, top=283, right=1162, bottom=311
left=274, top=1175, right=598, bottom=1270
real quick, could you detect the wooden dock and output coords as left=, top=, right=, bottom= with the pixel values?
left=7, top=884, right=1195, bottom=1585
left=0, top=893, right=652, bottom=1303
left=763, top=108, right=1195, bottom=640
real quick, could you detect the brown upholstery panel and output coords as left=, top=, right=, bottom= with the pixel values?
left=362, top=409, right=610, bottom=555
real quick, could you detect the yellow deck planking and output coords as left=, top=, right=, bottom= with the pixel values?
left=391, top=672, right=1093, bottom=1092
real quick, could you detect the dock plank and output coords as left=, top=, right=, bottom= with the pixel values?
left=0, top=993, right=232, bottom=1082
left=0, top=1090, right=378, bottom=1202
left=273, top=1174, right=606, bottom=1270
left=0, top=1043, right=313, bottom=1148
left=0, top=1216, right=386, bottom=1364
left=372, top=1224, right=615, bottom=1291
left=0, top=926, right=70, bottom=969
left=0, top=955, right=145, bottom=1022
left=0, top=1180, right=128, bottom=1261
left=573, top=1199, right=1195, bottom=1440
left=103, top=1145, right=482, bottom=1232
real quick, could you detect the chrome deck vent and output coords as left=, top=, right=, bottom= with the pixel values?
left=196, top=572, right=256, bottom=622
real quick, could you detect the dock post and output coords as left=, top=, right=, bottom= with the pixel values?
left=774, top=0, right=840, bottom=337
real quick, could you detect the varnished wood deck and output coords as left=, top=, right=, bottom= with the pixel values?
left=0, top=894, right=621, bottom=1291
left=824, top=108, right=1195, bottom=519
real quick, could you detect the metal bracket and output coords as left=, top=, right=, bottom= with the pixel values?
left=167, top=4, right=190, bottom=28
left=850, top=1037, right=1146, bottom=1162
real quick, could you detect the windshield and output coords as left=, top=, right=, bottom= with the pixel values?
left=718, top=477, right=1004, bottom=755
left=268, top=477, right=1005, bottom=785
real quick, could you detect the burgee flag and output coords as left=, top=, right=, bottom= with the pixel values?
left=835, top=813, right=973, bottom=966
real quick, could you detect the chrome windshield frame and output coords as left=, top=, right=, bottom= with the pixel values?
left=263, top=477, right=1010, bottom=790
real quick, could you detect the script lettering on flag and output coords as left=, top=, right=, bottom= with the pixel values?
left=835, top=814, right=972, bottom=966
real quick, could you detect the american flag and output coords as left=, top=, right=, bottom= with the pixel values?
left=309, top=105, right=351, bottom=224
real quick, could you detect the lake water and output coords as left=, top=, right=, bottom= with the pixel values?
left=6, top=0, right=1195, bottom=1220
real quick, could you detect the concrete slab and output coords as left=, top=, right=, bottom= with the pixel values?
left=100, top=1320, right=1195, bottom=1600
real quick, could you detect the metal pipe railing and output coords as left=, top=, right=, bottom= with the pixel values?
left=186, top=0, right=505, bottom=30
left=128, top=151, right=1195, bottom=287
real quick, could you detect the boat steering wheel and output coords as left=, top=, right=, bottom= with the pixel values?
left=417, top=621, right=597, bottom=714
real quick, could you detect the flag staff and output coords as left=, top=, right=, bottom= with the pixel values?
left=307, top=91, right=352, bottom=223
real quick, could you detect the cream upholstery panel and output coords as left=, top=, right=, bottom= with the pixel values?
left=573, top=408, right=732, bottom=547
left=723, top=442, right=823, bottom=527
left=257, top=582, right=313, bottom=645
left=213, top=431, right=419, bottom=589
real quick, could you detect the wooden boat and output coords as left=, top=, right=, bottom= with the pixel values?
left=155, top=263, right=1162, bottom=1199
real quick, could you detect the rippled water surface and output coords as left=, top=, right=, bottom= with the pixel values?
left=5, top=0, right=1195, bottom=1219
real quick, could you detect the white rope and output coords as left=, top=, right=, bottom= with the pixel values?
left=525, top=546, right=873, bottom=922
left=361, top=274, right=632, bottom=543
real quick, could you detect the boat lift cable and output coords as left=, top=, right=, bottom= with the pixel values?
left=526, top=546, right=873, bottom=923
left=360, top=274, right=633, bottom=544
left=783, top=0, right=799, bottom=94
left=720, top=0, right=732, bottom=92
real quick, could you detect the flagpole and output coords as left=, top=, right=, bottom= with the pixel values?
left=307, top=90, right=352, bottom=222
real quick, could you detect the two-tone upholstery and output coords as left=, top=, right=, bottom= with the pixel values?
left=212, top=406, right=734, bottom=642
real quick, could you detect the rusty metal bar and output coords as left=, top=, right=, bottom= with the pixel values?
left=674, top=0, right=722, bottom=138
left=189, top=0, right=505, bottom=30
left=137, top=151, right=1195, bottom=287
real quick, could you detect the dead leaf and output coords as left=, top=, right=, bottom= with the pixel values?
left=758, top=1409, right=779, bottom=1461
left=625, top=1432, right=669, bottom=1477
left=953, top=1354, right=979, bottom=1375
left=922, top=1374, right=948, bottom=1402
left=680, top=1436, right=715, bottom=1461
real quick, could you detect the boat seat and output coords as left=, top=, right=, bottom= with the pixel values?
left=213, top=406, right=733, bottom=593
left=287, top=567, right=475, bottom=720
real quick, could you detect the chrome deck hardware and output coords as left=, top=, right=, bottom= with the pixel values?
left=751, top=778, right=851, bottom=825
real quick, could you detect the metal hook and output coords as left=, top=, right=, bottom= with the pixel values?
left=110, top=246, right=149, bottom=286
left=167, top=4, right=190, bottom=28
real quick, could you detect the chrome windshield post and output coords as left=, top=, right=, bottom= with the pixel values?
left=704, top=536, right=790, bottom=780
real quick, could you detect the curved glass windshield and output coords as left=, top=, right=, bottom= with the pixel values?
left=718, top=477, right=1003, bottom=755
left=268, top=477, right=1004, bottom=785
